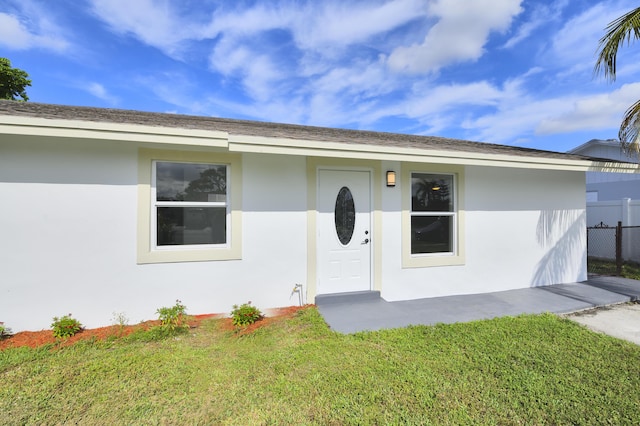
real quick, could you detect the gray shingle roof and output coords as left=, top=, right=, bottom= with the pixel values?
left=0, top=100, right=613, bottom=163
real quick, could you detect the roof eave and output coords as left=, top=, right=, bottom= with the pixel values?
left=2, top=114, right=637, bottom=172
left=0, top=115, right=229, bottom=148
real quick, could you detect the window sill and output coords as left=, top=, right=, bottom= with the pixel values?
left=401, top=252, right=465, bottom=268
left=137, top=246, right=241, bottom=264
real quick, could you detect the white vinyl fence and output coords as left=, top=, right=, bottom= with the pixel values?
left=587, top=198, right=640, bottom=262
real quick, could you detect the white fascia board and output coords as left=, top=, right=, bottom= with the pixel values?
left=229, top=134, right=638, bottom=172
left=0, top=116, right=229, bottom=148
left=587, top=161, right=640, bottom=173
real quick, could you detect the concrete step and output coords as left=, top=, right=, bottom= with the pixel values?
left=315, top=290, right=381, bottom=305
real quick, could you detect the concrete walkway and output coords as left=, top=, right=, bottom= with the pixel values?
left=567, top=303, right=640, bottom=345
left=316, top=275, right=640, bottom=334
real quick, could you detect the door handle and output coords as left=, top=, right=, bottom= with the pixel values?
left=361, top=238, right=370, bottom=245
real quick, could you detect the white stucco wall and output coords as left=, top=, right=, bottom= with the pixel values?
left=1, top=136, right=307, bottom=332
left=1, top=135, right=588, bottom=332
left=379, top=164, right=587, bottom=301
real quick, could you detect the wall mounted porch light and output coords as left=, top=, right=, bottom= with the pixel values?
left=386, top=171, right=396, bottom=187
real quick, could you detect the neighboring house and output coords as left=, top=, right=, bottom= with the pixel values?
left=1, top=102, right=637, bottom=332
left=568, top=139, right=640, bottom=202
left=570, top=139, right=640, bottom=262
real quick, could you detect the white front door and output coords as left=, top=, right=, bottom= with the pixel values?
left=317, top=169, right=372, bottom=294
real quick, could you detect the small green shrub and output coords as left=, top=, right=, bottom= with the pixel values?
left=156, top=300, right=189, bottom=332
left=51, top=314, right=83, bottom=338
left=0, top=322, right=11, bottom=339
left=231, top=301, right=263, bottom=326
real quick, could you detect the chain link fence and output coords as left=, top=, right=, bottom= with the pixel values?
left=587, top=221, right=640, bottom=274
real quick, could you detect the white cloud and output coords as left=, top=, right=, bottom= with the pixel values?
left=209, top=38, right=252, bottom=76
left=312, top=58, right=391, bottom=99
left=201, top=4, right=293, bottom=41
left=88, top=0, right=198, bottom=57
left=303, top=59, right=395, bottom=125
left=0, top=7, right=69, bottom=52
left=203, top=1, right=433, bottom=117
left=549, top=1, right=638, bottom=78
left=206, top=2, right=424, bottom=75
left=440, top=81, right=640, bottom=145
left=205, top=0, right=524, bottom=117
left=240, top=56, right=284, bottom=103
left=387, top=77, right=527, bottom=142
left=88, top=0, right=425, bottom=63
left=502, top=1, right=567, bottom=49
left=407, top=82, right=503, bottom=115
left=89, top=0, right=426, bottom=107
left=135, top=72, right=208, bottom=113
left=202, top=0, right=425, bottom=51
left=537, top=83, right=640, bottom=134
left=387, top=0, right=523, bottom=74
left=85, top=82, right=118, bottom=104
left=209, top=38, right=286, bottom=103
left=0, top=13, right=32, bottom=49
left=289, top=0, right=426, bottom=49
left=464, top=97, right=568, bottom=143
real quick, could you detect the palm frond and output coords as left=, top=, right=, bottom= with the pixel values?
left=619, top=98, right=640, bottom=154
left=594, top=7, right=640, bottom=82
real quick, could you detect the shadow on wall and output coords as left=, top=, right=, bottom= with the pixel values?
left=531, top=209, right=586, bottom=287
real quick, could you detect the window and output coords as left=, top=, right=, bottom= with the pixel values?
left=410, top=173, right=455, bottom=255
left=137, top=149, right=241, bottom=264
left=334, top=186, right=356, bottom=245
left=402, top=165, right=465, bottom=268
left=154, top=162, right=228, bottom=247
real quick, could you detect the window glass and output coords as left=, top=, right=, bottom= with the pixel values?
left=334, top=186, right=355, bottom=245
left=156, top=162, right=226, bottom=202
left=410, top=216, right=452, bottom=254
left=411, top=173, right=453, bottom=212
left=157, top=207, right=226, bottom=246
left=410, top=172, right=455, bottom=255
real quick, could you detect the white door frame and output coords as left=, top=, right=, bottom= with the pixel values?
left=316, top=167, right=373, bottom=295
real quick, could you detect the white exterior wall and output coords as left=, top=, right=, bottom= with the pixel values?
left=1, top=137, right=307, bottom=332
left=1, top=135, right=589, bottom=332
left=380, top=165, right=587, bottom=301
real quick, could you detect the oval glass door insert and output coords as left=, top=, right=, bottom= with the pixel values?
left=335, top=186, right=356, bottom=245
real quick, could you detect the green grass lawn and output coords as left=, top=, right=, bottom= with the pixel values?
left=588, top=257, right=640, bottom=280
left=2, top=308, right=640, bottom=425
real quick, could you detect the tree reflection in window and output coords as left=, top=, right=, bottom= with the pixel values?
left=155, top=162, right=228, bottom=246
left=410, top=173, right=455, bottom=254
left=411, top=175, right=452, bottom=212
left=334, top=186, right=356, bottom=245
left=156, top=162, right=226, bottom=202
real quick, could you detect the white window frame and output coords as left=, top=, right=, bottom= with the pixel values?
left=137, top=149, right=242, bottom=264
left=402, top=164, right=465, bottom=268
left=151, top=160, right=230, bottom=250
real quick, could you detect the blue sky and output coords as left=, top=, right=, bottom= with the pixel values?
left=1, top=0, right=640, bottom=152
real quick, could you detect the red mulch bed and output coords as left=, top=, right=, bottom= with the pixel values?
left=0, top=306, right=310, bottom=350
